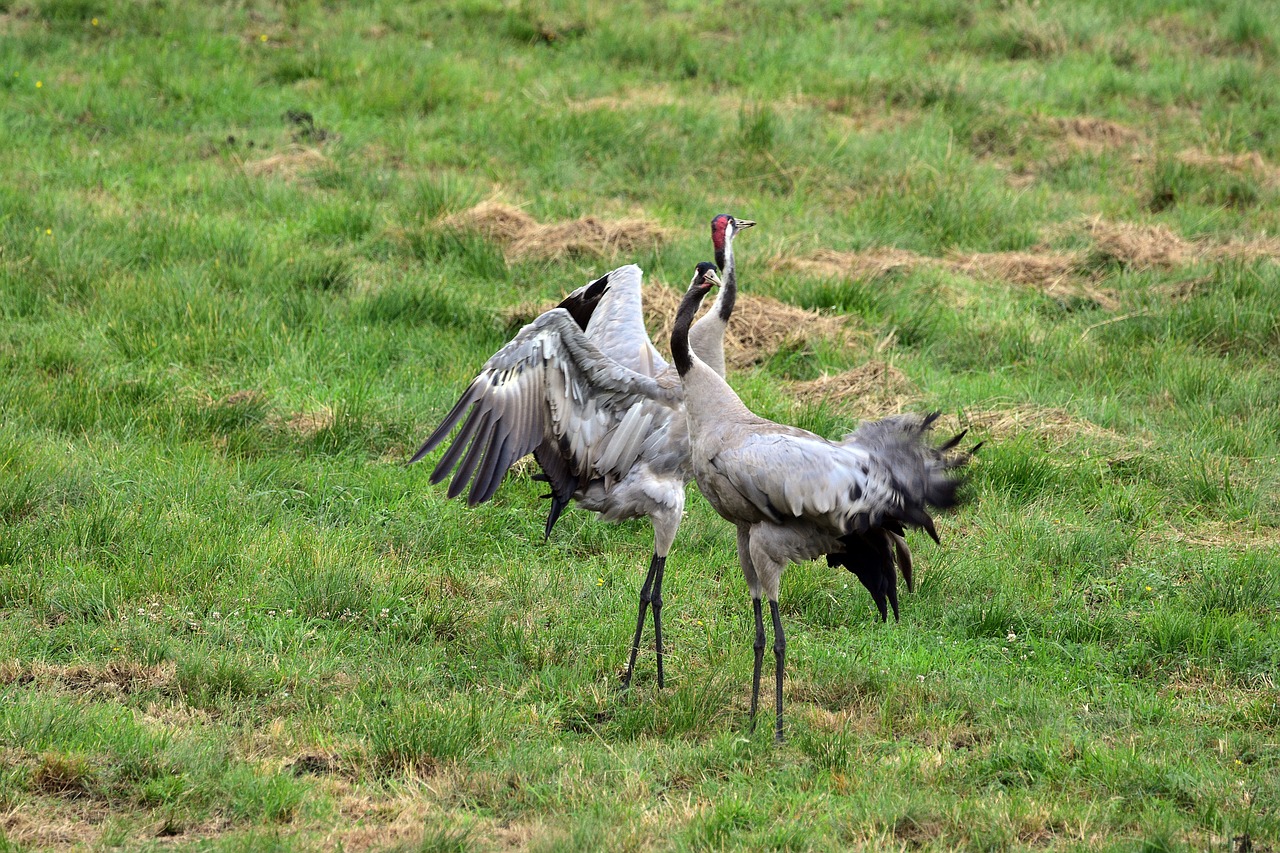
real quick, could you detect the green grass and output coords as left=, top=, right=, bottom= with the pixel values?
left=2, top=0, right=1279, bottom=849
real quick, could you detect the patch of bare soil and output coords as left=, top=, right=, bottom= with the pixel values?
left=774, top=245, right=1115, bottom=307
left=243, top=145, right=332, bottom=180
left=216, top=389, right=267, bottom=408
left=892, top=814, right=953, bottom=848
left=276, top=407, right=334, bottom=438
left=0, top=801, right=110, bottom=849
left=790, top=362, right=918, bottom=417
left=442, top=201, right=670, bottom=262
left=1160, top=521, right=1280, bottom=551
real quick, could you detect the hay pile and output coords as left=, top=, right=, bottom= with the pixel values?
left=243, top=146, right=332, bottom=180
left=1084, top=218, right=1194, bottom=270
left=442, top=201, right=671, bottom=262
left=1051, top=117, right=1143, bottom=150
left=946, top=250, right=1119, bottom=309
left=770, top=247, right=923, bottom=281
left=503, top=283, right=862, bottom=368
left=790, top=361, right=917, bottom=416
left=940, top=403, right=1143, bottom=449
left=641, top=284, right=863, bottom=368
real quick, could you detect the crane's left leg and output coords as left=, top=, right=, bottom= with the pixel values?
left=769, top=599, right=786, bottom=743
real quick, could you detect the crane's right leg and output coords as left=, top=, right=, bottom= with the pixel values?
left=621, top=551, right=664, bottom=690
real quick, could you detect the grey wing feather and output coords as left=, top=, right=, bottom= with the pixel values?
left=412, top=308, right=682, bottom=507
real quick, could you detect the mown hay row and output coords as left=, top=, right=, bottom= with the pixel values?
left=442, top=201, right=671, bottom=262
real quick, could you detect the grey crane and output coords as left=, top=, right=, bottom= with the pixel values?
left=410, top=216, right=755, bottom=689
left=670, top=263, right=976, bottom=741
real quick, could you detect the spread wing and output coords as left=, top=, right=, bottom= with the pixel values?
left=582, top=264, right=669, bottom=378
left=411, top=308, right=684, bottom=520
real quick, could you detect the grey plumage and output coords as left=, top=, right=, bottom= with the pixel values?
left=670, top=265, right=976, bottom=741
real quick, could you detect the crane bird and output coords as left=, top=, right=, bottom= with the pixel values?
left=411, top=215, right=755, bottom=690
left=671, top=263, right=976, bottom=741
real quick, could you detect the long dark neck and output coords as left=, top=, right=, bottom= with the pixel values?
left=672, top=285, right=713, bottom=377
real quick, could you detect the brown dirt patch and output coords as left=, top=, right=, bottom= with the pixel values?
left=243, top=146, right=332, bottom=180
left=217, top=389, right=267, bottom=408
left=790, top=362, right=918, bottom=417
left=1160, top=522, right=1280, bottom=551
left=0, top=801, right=110, bottom=849
left=442, top=201, right=670, bottom=262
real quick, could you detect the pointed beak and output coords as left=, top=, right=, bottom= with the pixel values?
left=704, top=268, right=725, bottom=288
left=735, top=219, right=756, bottom=230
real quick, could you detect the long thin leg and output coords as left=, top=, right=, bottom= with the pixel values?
left=651, top=556, right=667, bottom=689
left=769, top=599, right=786, bottom=743
left=621, top=552, right=662, bottom=690
left=749, top=597, right=765, bottom=731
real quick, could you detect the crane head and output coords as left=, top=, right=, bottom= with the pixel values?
left=711, top=214, right=756, bottom=270
left=691, top=261, right=723, bottom=291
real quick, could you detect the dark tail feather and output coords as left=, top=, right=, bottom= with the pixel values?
left=827, top=530, right=899, bottom=622
left=533, top=445, right=579, bottom=540
left=832, top=410, right=981, bottom=621
left=938, top=429, right=968, bottom=452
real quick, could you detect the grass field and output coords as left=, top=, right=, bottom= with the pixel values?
left=2, top=0, right=1279, bottom=849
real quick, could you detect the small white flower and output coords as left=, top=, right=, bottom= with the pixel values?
left=1006, top=632, right=1017, bottom=642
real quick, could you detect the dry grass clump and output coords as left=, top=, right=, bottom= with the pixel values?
left=1051, top=117, right=1144, bottom=149
left=942, top=403, right=1142, bottom=449
left=442, top=201, right=538, bottom=243
left=642, top=284, right=863, bottom=368
left=243, top=146, right=332, bottom=180
left=503, top=283, right=862, bottom=368
left=1176, top=148, right=1275, bottom=182
left=946, top=250, right=1119, bottom=309
left=1084, top=218, right=1194, bottom=270
left=769, top=247, right=924, bottom=280
left=442, top=202, right=670, bottom=262
left=790, top=361, right=918, bottom=416
left=0, top=660, right=176, bottom=695
left=774, top=246, right=1118, bottom=308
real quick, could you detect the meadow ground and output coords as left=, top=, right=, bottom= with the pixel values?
left=1, top=0, right=1279, bottom=849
